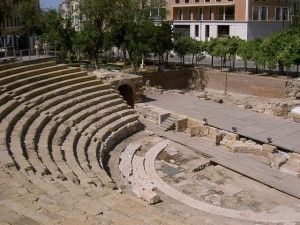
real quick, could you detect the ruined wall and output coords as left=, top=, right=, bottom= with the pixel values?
left=142, top=68, right=298, bottom=99
left=193, top=69, right=289, bottom=98
left=142, top=69, right=192, bottom=90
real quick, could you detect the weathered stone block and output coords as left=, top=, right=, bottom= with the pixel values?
left=262, top=144, right=277, bottom=154
left=175, top=117, right=188, bottom=132
left=190, top=126, right=200, bottom=137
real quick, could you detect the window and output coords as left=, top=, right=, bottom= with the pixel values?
left=261, top=7, right=267, bottom=20
left=195, top=25, right=199, bottom=37
left=275, top=7, right=281, bottom=20
left=282, top=7, right=289, bottom=20
left=205, top=25, right=210, bottom=40
left=179, top=8, right=183, bottom=20
left=218, top=25, right=230, bottom=37
left=252, top=6, right=259, bottom=20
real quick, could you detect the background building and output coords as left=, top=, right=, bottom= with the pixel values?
left=166, top=0, right=298, bottom=41
left=59, top=0, right=81, bottom=31
left=0, top=0, right=40, bottom=50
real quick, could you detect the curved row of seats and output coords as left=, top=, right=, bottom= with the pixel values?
left=0, top=61, right=142, bottom=192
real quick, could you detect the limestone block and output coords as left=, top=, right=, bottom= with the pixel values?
left=262, top=144, right=277, bottom=154
left=175, top=118, right=188, bottom=132
left=208, top=127, right=218, bottom=138
left=141, top=190, right=160, bottom=205
left=232, top=141, right=264, bottom=156
left=199, top=125, right=210, bottom=136
left=215, top=133, right=223, bottom=146
left=280, top=153, right=300, bottom=177
left=190, top=126, right=200, bottom=137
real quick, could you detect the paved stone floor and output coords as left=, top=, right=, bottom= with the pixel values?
left=146, top=93, right=300, bottom=153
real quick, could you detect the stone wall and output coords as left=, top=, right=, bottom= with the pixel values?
left=142, top=68, right=298, bottom=99
left=192, top=69, right=290, bottom=98
left=142, top=69, right=192, bottom=90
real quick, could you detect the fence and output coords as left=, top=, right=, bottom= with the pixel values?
left=0, top=47, right=58, bottom=62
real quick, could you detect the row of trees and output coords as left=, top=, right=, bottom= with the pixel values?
left=174, top=28, right=300, bottom=74
left=0, top=0, right=40, bottom=39
left=2, top=0, right=299, bottom=74
left=37, top=0, right=173, bottom=71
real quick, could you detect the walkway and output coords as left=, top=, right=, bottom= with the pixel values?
left=146, top=93, right=300, bottom=153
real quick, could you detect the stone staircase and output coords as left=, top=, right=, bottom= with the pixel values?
left=0, top=61, right=144, bottom=224
left=160, top=114, right=177, bottom=131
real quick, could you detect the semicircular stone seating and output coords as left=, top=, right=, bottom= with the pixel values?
left=0, top=60, right=142, bottom=194
left=119, top=138, right=300, bottom=223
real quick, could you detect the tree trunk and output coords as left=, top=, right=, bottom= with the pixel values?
left=211, top=56, right=214, bottom=68
left=220, top=56, right=223, bottom=69
left=223, top=57, right=227, bottom=68
left=279, top=62, right=284, bottom=75
left=232, top=56, right=235, bottom=71
left=255, top=64, right=258, bottom=74
left=192, top=54, right=195, bottom=65
left=297, top=64, right=299, bottom=77
left=244, top=61, right=247, bottom=73
left=182, top=56, right=185, bottom=65
left=123, top=48, right=127, bottom=62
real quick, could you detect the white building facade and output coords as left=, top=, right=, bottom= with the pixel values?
left=167, top=0, right=298, bottom=41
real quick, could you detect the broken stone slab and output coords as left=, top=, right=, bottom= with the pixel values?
left=262, top=144, right=277, bottom=154
left=131, top=184, right=160, bottom=205
left=280, top=153, right=300, bottom=177
left=182, top=158, right=211, bottom=172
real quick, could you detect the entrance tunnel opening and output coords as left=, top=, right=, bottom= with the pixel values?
left=118, top=84, right=134, bottom=108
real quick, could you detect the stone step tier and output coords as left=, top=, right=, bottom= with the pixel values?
left=0, top=61, right=142, bottom=193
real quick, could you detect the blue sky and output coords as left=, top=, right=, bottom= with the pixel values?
left=40, top=0, right=60, bottom=9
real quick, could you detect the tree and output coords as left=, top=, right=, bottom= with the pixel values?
left=108, top=0, right=164, bottom=70
left=174, top=36, right=194, bottom=65
left=237, top=40, right=254, bottom=72
left=204, top=38, right=218, bottom=68
left=250, top=39, right=264, bottom=73
left=277, top=31, right=300, bottom=76
left=151, top=21, right=173, bottom=64
left=76, top=0, right=116, bottom=67
left=189, top=39, right=204, bottom=65
left=125, top=19, right=154, bottom=71
left=19, top=0, right=41, bottom=37
left=259, top=28, right=299, bottom=75
left=211, top=38, right=228, bottom=69
left=0, top=0, right=9, bottom=38
left=226, top=36, right=241, bottom=70
left=40, top=9, right=76, bottom=60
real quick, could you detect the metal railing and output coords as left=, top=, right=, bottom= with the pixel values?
left=0, top=47, right=59, bottom=61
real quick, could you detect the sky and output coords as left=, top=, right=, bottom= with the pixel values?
left=40, top=0, right=60, bottom=9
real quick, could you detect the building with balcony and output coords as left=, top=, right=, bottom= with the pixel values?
left=166, top=0, right=298, bottom=40
left=59, top=0, right=81, bottom=31
left=0, top=0, right=40, bottom=50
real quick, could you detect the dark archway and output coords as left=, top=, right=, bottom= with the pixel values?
left=118, top=84, right=134, bottom=108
